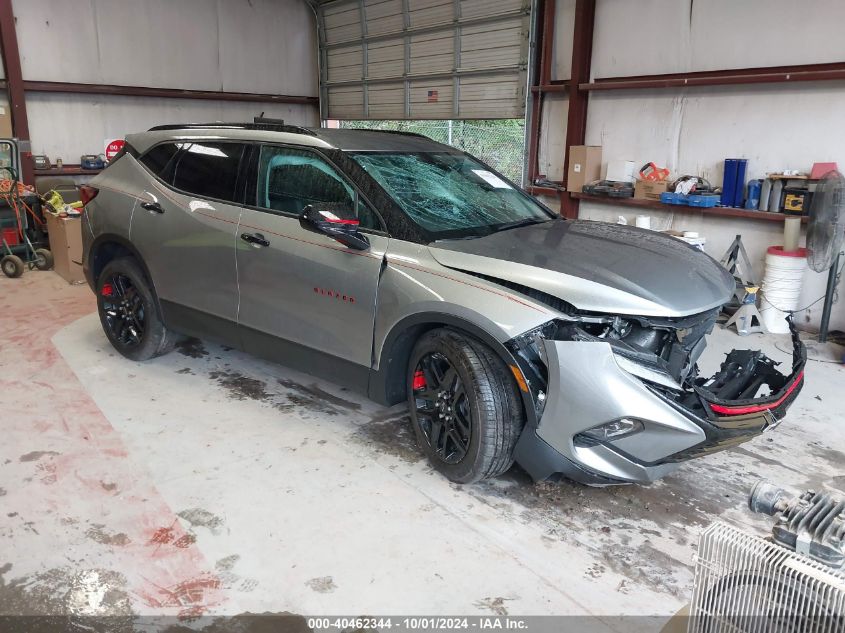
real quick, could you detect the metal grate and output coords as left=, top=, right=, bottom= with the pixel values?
left=688, top=522, right=845, bottom=633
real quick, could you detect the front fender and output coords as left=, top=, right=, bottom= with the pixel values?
left=368, top=247, right=556, bottom=421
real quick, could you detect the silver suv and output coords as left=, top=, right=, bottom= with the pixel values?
left=81, top=122, right=805, bottom=485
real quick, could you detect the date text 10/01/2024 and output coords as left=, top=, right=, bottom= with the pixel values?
left=307, top=617, right=529, bottom=630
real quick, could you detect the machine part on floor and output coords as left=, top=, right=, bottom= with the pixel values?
left=806, top=170, right=845, bottom=343
left=749, top=480, right=845, bottom=569
left=687, top=521, right=845, bottom=632
left=685, top=480, right=845, bottom=631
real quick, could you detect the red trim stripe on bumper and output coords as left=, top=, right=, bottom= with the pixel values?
left=709, top=370, right=804, bottom=416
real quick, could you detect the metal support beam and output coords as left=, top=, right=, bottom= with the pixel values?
left=18, top=81, right=318, bottom=105
left=0, top=0, right=33, bottom=185
left=560, top=0, right=595, bottom=220
left=583, top=61, right=845, bottom=91
left=524, top=0, right=554, bottom=186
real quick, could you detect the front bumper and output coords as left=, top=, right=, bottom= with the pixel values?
left=513, top=319, right=805, bottom=485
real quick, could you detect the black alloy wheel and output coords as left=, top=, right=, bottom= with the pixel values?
left=413, top=352, right=472, bottom=464
left=101, top=273, right=146, bottom=348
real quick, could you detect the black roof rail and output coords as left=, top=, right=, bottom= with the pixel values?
left=147, top=121, right=316, bottom=136
left=352, top=129, right=430, bottom=140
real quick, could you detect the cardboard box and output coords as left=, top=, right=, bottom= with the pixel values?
left=634, top=179, right=670, bottom=201
left=567, top=145, right=601, bottom=192
left=606, top=160, right=636, bottom=183
left=45, top=213, right=85, bottom=284
left=0, top=105, right=12, bottom=139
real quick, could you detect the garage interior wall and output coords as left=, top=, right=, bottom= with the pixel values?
left=535, top=0, right=845, bottom=332
left=8, top=0, right=319, bottom=161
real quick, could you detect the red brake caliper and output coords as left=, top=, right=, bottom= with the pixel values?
left=412, top=370, right=426, bottom=391
left=101, top=283, right=114, bottom=297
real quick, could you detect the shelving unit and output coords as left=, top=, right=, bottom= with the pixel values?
left=33, top=164, right=103, bottom=177
left=526, top=184, right=565, bottom=196
left=570, top=192, right=808, bottom=224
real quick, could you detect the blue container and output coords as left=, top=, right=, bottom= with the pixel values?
left=745, top=179, right=762, bottom=209
left=722, top=159, right=739, bottom=207
left=660, top=192, right=685, bottom=205
left=687, top=194, right=719, bottom=208
left=660, top=192, right=719, bottom=207
left=733, top=159, right=748, bottom=207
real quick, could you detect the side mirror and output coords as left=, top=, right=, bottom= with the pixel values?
left=299, top=203, right=370, bottom=251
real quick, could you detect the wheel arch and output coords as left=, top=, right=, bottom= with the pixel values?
left=367, top=312, right=537, bottom=427
left=87, top=234, right=162, bottom=312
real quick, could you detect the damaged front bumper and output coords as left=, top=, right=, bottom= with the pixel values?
left=511, top=316, right=806, bottom=485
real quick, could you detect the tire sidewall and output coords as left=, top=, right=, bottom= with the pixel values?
left=96, top=259, right=162, bottom=361
left=408, top=331, right=486, bottom=483
left=1, top=256, right=23, bottom=278
left=34, top=249, right=53, bottom=271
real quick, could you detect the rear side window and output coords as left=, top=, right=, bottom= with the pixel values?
left=139, top=143, right=179, bottom=182
left=172, top=142, right=246, bottom=203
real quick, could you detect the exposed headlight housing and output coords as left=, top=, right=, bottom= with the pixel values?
left=574, top=418, right=645, bottom=446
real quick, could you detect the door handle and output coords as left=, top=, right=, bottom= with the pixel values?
left=240, top=232, right=270, bottom=247
left=141, top=201, right=164, bottom=214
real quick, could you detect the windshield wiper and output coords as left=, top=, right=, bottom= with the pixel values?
left=491, top=218, right=550, bottom=233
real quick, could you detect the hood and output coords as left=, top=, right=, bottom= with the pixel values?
left=428, top=220, right=735, bottom=317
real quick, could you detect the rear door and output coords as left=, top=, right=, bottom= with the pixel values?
left=235, top=144, right=388, bottom=384
left=130, top=141, right=246, bottom=334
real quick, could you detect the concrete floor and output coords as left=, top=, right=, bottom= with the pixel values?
left=2, top=270, right=844, bottom=629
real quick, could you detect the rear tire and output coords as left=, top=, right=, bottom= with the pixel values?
left=1, top=255, right=24, bottom=278
left=34, top=248, right=53, bottom=271
left=97, top=257, right=178, bottom=361
left=408, top=328, right=525, bottom=484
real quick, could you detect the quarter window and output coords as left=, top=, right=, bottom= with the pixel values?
left=139, top=143, right=179, bottom=183
left=255, top=146, right=381, bottom=231
left=171, top=142, right=246, bottom=203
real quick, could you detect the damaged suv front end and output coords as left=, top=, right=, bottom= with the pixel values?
left=508, top=306, right=806, bottom=485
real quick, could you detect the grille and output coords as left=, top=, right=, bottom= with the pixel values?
left=688, top=522, right=845, bottom=633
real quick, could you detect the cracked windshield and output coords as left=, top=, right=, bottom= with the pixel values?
left=352, top=152, right=551, bottom=240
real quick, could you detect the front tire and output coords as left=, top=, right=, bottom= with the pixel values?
left=97, top=257, right=178, bottom=361
left=408, top=328, right=525, bottom=484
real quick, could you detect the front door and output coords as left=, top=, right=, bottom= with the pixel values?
left=235, top=145, right=388, bottom=387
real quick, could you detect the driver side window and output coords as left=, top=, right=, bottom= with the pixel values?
left=255, top=146, right=381, bottom=231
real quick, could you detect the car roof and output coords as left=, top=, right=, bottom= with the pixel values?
left=126, top=124, right=454, bottom=155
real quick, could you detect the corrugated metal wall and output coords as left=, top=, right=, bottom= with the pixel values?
left=9, top=0, right=319, bottom=160
left=318, top=0, right=531, bottom=120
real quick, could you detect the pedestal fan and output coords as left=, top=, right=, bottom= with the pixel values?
left=806, top=170, right=845, bottom=343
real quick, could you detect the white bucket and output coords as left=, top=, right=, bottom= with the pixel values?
left=635, top=215, right=651, bottom=229
left=759, top=246, right=807, bottom=333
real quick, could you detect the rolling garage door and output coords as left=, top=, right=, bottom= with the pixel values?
left=316, top=0, right=531, bottom=120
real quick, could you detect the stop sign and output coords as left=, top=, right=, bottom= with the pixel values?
left=105, top=139, right=125, bottom=161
